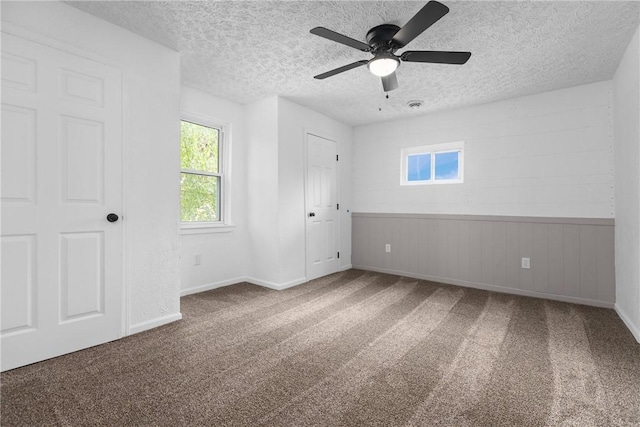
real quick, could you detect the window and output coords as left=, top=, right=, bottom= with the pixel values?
left=180, top=119, right=223, bottom=223
left=401, top=142, right=464, bottom=185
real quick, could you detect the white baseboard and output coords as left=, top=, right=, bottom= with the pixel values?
left=180, top=276, right=246, bottom=296
left=353, top=265, right=615, bottom=309
left=615, top=304, right=640, bottom=344
left=127, top=273, right=311, bottom=336
left=245, top=276, right=308, bottom=291
left=179, top=276, right=309, bottom=296
left=180, top=270, right=354, bottom=297
left=129, top=312, right=182, bottom=335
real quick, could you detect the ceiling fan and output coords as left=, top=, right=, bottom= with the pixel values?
left=310, top=0, right=471, bottom=92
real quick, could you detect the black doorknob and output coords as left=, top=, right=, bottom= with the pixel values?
left=309, top=212, right=316, bottom=217
left=106, top=213, right=119, bottom=223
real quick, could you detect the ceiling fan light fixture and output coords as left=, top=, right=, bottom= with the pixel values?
left=310, top=1, right=471, bottom=92
left=367, top=55, right=399, bottom=77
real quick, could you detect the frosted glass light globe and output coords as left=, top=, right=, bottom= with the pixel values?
left=368, top=57, right=399, bottom=77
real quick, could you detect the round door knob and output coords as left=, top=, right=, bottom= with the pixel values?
left=106, top=213, right=119, bottom=223
left=309, top=212, right=316, bottom=217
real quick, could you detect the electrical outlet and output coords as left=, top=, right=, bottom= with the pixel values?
left=521, top=257, right=530, bottom=269
left=194, top=254, right=201, bottom=266
left=385, top=244, right=391, bottom=253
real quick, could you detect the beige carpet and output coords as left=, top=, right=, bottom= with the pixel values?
left=2, top=269, right=640, bottom=426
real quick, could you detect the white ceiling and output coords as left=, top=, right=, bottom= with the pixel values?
left=68, top=1, right=639, bottom=126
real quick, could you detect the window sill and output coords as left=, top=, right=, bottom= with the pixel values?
left=180, top=223, right=235, bottom=235
left=401, top=179, right=464, bottom=186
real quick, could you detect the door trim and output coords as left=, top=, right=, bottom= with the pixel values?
left=303, top=130, right=341, bottom=281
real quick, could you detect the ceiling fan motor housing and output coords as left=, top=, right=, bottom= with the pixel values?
left=366, top=24, right=401, bottom=52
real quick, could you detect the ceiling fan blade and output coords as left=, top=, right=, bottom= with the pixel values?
left=314, top=60, right=368, bottom=80
left=310, top=27, right=371, bottom=52
left=392, top=1, right=449, bottom=48
left=381, top=72, right=399, bottom=92
left=401, top=50, right=471, bottom=64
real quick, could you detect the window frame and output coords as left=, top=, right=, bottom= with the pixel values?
left=400, top=141, right=465, bottom=186
left=179, top=112, right=233, bottom=233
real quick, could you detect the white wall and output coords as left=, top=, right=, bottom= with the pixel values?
left=613, top=25, right=640, bottom=343
left=179, top=86, right=248, bottom=295
left=245, top=97, right=281, bottom=285
left=181, top=93, right=356, bottom=291
left=353, top=81, right=614, bottom=218
left=2, top=1, right=182, bottom=333
left=277, top=97, right=354, bottom=280
left=244, top=97, right=354, bottom=287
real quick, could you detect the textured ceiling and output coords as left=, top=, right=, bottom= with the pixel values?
left=68, top=1, right=640, bottom=126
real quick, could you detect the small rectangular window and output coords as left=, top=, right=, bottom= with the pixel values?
left=180, top=120, right=222, bottom=222
left=407, top=153, right=431, bottom=182
left=435, top=151, right=460, bottom=180
left=401, top=142, right=464, bottom=185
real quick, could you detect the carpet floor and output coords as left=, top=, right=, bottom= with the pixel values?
left=2, top=269, right=640, bottom=426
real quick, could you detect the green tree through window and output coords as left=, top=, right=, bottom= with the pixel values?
left=180, top=120, right=221, bottom=222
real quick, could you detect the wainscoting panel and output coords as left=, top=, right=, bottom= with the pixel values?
left=352, top=213, right=615, bottom=307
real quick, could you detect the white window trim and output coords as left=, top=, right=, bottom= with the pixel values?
left=180, top=111, right=233, bottom=232
left=400, top=141, right=465, bottom=186
left=180, top=223, right=235, bottom=235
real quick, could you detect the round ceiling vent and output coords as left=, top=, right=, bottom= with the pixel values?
left=407, top=100, right=424, bottom=109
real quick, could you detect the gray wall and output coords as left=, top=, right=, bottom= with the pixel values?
left=352, top=213, right=615, bottom=308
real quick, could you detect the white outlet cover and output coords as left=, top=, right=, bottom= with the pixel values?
left=521, top=257, right=531, bottom=269
left=385, top=244, right=391, bottom=253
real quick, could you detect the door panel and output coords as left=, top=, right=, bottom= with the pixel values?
left=59, top=232, right=104, bottom=321
left=305, top=134, right=339, bottom=280
left=0, top=235, right=37, bottom=334
left=324, top=220, right=336, bottom=261
left=2, top=105, right=36, bottom=203
left=1, top=33, right=123, bottom=371
left=60, top=116, right=105, bottom=203
left=1, top=52, right=37, bottom=91
left=60, top=68, right=105, bottom=106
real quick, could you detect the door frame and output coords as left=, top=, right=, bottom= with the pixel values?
left=303, top=129, right=341, bottom=281
left=2, top=23, right=129, bottom=338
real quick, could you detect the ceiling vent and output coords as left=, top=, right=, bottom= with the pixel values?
left=407, top=100, right=424, bottom=109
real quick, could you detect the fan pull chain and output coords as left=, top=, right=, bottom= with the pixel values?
left=378, top=93, right=391, bottom=112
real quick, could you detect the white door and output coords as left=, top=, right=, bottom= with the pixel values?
left=1, top=33, right=123, bottom=371
left=305, top=133, right=339, bottom=280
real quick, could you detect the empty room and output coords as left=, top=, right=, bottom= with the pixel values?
left=2, top=0, right=640, bottom=425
